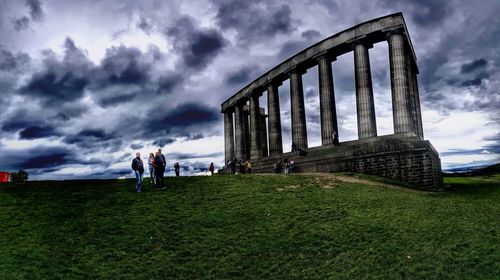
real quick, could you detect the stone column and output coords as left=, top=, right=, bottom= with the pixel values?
left=234, top=102, right=246, bottom=159
left=317, top=55, right=339, bottom=145
left=244, top=111, right=251, bottom=159
left=249, top=93, right=262, bottom=160
left=411, top=71, right=424, bottom=138
left=260, top=110, right=268, bottom=157
left=223, top=109, right=234, bottom=165
left=267, top=81, right=283, bottom=155
left=354, top=42, right=377, bottom=139
left=388, top=32, right=412, bottom=134
left=406, top=53, right=418, bottom=136
left=289, top=68, right=308, bottom=149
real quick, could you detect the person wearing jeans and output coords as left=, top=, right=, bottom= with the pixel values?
left=148, top=153, right=155, bottom=184
left=131, top=152, right=144, bottom=193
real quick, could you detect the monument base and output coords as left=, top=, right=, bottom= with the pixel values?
left=252, top=133, right=443, bottom=191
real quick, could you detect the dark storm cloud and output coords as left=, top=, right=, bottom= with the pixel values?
left=1, top=110, right=46, bottom=133
left=64, top=129, right=112, bottom=145
left=459, top=72, right=490, bottom=87
left=166, top=16, right=227, bottom=70
left=137, top=17, right=153, bottom=34
left=278, top=40, right=310, bottom=60
left=214, top=0, right=296, bottom=44
left=482, top=133, right=500, bottom=154
left=143, top=102, right=220, bottom=138
left=10, top=0, right=44, bottom=31
left=301, top=29, right=321, bottom=41
left=379, top=0, right=452, bottom=27
left=168, top=151, right=224, bottom=160
left=0, top=146, right=71, bottom=170
left=12, top=16, right=30, bottom=31
left=152, top=138, right=176, bottom=148
left=19, top=125, right=59, bottom=139
left=130, top=143, right=143, bottom=150
left=99, top=92, right=137, bottom=107
left=0, top=48, right=30, bottom=72
left=100, top=46, right=151, bottom=85
left=157, top=74, right=183, bottom=94
left=460, top=59, right=488, bottom=74
left=225, top=66, right=258, bottom=85
left=18, top=37, right=93, bottom=106
left=26, top=0, right=44, bottom=21
left=160, top=103, right=219, bottom=127
left=20, top=71, right=89, bottom=105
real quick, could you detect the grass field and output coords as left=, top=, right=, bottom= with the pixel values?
left=0, top=173, right=499, bottom=279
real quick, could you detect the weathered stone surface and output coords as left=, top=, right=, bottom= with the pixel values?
left=251, top=134, right=443, bottom=190
left=354, top=42, right=377, bottom=138
left=234, top=102, right=246, bottom=159
left=267, top=82, right=283, bottom=155
left=223, top=111, right=234, bottom=164
left=290, top=69, right=308, bottom=149
left=249, top=94, right=262, bottom=160
left=388, top=32, right=412, bottom=134
left=317, top=55, right=338, bottom=145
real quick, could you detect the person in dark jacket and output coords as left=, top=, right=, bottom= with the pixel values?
left=209, top=162, right=215, bottom=175
left=131, top=152, right=144, bottom=193
left=153, top=151, right=166, bottom=189
left=174, top=162, right=180, bottom=176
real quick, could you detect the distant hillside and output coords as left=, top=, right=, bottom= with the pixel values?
left=445, top=163, right=500, bottom=176
left=470, top=163, right=500, bottom=175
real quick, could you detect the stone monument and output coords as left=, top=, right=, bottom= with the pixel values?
left=221, top=13, right=443, bottom=190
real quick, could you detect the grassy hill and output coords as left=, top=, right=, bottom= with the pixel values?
left=0, top=173, right=499, bottom=279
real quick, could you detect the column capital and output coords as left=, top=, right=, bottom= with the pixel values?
left=222, top=106, right=234, bottom=114
left=286, top=66, right=307, bottom=76
left=312, top=51, right=337, bottom=62
left=266, top=79, right=282, bottom=87
left=246, top=90, right=262, bottom=100
left=347, top=36, right=373, bottom=50
left=384, top=28, right=405, bottom=40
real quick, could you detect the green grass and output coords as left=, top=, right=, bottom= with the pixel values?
left=0, top=174, right=499, bottom=279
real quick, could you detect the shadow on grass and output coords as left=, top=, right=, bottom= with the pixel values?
left=444, top=176, right=500, bottom=196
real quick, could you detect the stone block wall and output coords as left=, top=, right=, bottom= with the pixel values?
left=252, top=134, right=443, bottom=191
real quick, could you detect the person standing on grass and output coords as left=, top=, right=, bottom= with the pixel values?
left=209, top=162, right=215, bottom=175
left=148, top=153, right=156, bottom=184
left=153, top=151, right=166, bottom=189
left=174, top=162, right=180, bottom=176
left=291, top=142, right=297, bottom=155
left=158, top=148, right=166, bottom=174
left=289, top=160, right=295, bottom=174
left=244, top=160, right=252, bottom=174
left=131, top=152, right=144, bottom=193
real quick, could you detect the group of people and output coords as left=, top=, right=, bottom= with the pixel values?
left=226, top=157, right=252, bottom=174
left=274, top=158, right=295, bottom=174
left=131, top=148, right=217, bottom=193
left=131, top=149, right=167, bottom=193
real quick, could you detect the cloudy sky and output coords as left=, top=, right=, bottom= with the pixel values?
left=0, top=0, right=499, bottom=179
